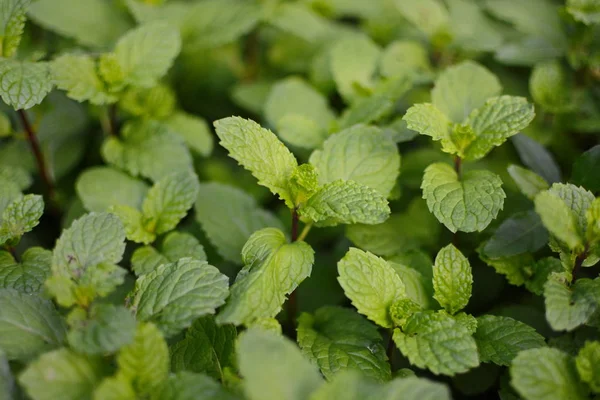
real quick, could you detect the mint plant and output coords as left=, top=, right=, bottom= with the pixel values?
left=1, top=0, right=600, bottom=399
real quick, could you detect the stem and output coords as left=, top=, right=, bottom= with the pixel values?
left=285, top=209, right=300, bottom=337
left=18, top=110, right=56, bottom=202
left=386, top=330, right=395, bottom=368
left=101, top=105, right=118, bottom=137
left=243, top=30, right=260, bottom=83
left=4, top=245, right=17, bottom=261
left=572, top=244, right=590, bottom=281
left=453, top=155, right=462, bottom=178
left=297, top=223, right=312, bottom=242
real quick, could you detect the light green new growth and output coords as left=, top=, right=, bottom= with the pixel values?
left=508, top=164, right=549, bottom=200
left=432, top=244, right=472, bottom=314
left=0, top=0, right=31, bottom=58
left=576, top=341, right=600, bottom=393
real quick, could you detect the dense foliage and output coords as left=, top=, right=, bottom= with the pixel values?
left=0, top=0, right=600, bottom=399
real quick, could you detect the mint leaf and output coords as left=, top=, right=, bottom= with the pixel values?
left=171, top=316, right=236, bottom=381
left=115, top=22, right=181, bottom=87
left=109, top=204, right=155, bottom=244
left=214, top=116, right=298, bottom=206
left=380, top=40, right=432, bottom=80
left=474, top=315, right=546, bottom=366
left=194, top=182, right=284, bottom=264
left=217, top=228, right=314, bottom=326
left=94, top=376, right=135, bottom=400
left=512, top=134, right=561, bottom=184
left=576, top=341, right=600, bottom=393
left=237, top=329, right=323, bottom=400
left=403, top=103, right=451, bottom=150
left=50, top=54, right=115, bottom=105
left=395, top=0, right=449, bottom=38
left=19, top=348, right=105, bottom=400
left=572, top=145, right=600, bottom=192
left=544, top=274, right=600, bottom=331
left=133, top=258, right=229, bottom=337
left=76, top=167, right=149, bottom=212
left=433, top=244, right=472, bottom=314
left=483, top=211, right=548, bottom=258
left=431, top=61, right=501, bottom=123
left=567, top=0, right=600, bottom=24
left=393, top=310, right=479, bottom=376
left=0, top=349, right=14, bottom=399
left=67, top=304, right=136, bottom=355
left=0, top=165, right=32, bottom=190
left=422, top=163, right=505, bottom=233
left=164, top=112, right=214, bottom=157
left=152, top=371, right=240, bottom=400
left=389, top=262, right=432, bottom=309
left=0, top=247, right=51, bottom=293
left=507, top=164, right=549, bottom=200
left=0, top=60, right=52, bottom=110
left=268, top=3, right=332, bottom=43
left=297, top=306, right=391, bottom=381
left=510, top=348, right=587, bottom=400
left=0, top=0, right=30, bottom=58
left=529, top=60, right=575, bottom=114
left=337, top=248, right=406, bottom=328
left=0, top=289, right=66, bottom=360
left=300, top=180, right=390, bottom=227
left=0, top=194, right=43, bottom=245
left=116, top=322, right=169, bottom=396
left=309, top=125, right=400, bottom=197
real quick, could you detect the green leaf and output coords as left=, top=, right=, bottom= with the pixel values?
left=68, top=304, right=136, bottom=355
left=572, top=145, right=600, bottom=192
left=464, top=95, right=536, bottom=160
left=525, top=257, right=564, bottom=296
left=289, top=164, right=320, bottom=208
left=337, top=248, right=406, bottom=328
left=50, top=54, right=115, bottom=105
left=380, top=40, right=432, bottom=80
left=119, top=84, right=176, bottom=119
left=403, top=103, right=452, bottom=150
left=0, top=0, right=30, bottom=58
left=141, top=172, right=199, bottom=235
left=101, top=119, right=193, bottom=182
left=483, top=211, right=548, bottom=258
left=114, top=22, right=181, bottom=87
left=512, top=134, right=561, bottom=184
left=297, top=306, right=391, bottom=382
left=534, top=190, right=583, bottom=251
left=19, top=348, right=105, bottom=400
left=133, top=258, right=229, bottom=336
left=544, top=274, right=600, bottom=331
left=264, top=77, right=335, bottom=149
left=217, top=228, right=314, bottom=326
left=0, top=164, right=31, bottom=190
left=0, top=289, right=66, bottom=360
left=0, top=247, right=51, bottom=293
left=0, top=60, right=52, bottom=110
left=151, top=371, right=241, bottom=400
left=421, top=163, right=505, bottom=233
left=0, top=349, right=14, bottom=400
left=76, top=167, right=149, bottom=212
left=93, top=376, right=136, bottom=400
left=576, top=341, right=600, bottom=393
left=214, top=116, right=298, bottom=206
left=447, top=0, right=504, bottom=52
left=0, top=194, right=43, bottom=245
left=194, top=182, right=284, bottom=264
left=566, top=0, right=600, bottom=25
left=237, top=329, right=323, bottom=400
left=507, top=164, right=549, bottom=200
left=431, top=61, right=501, bottom=123
left=164, top=112, right=214, bottom=157
left=300, top=180, right=390, bottom=227
left=268, top=3, right=332, bottom=43
left=473, top=315, right=546, bottom=366
left=309, top=124, right=400, bottom=197
left=393, top=310, right=479, bottom=376
left=330, top=34, right=381, bottom=103
left=28, top=0, right=131, bottom=48
left=510, top=348, right=587, bottom=400
left=395, top=0, right=449, bottom=38
left=109, top=205, right=155, bottom=244
left=171, top=316, right=236, bottom=381
left=529, top=60, right=575, bottom=113
left=116, top=322, right=169, bottom=396
left=432, top=244, right=472, bottom=314
left=389, top=262, right=431, bottom=309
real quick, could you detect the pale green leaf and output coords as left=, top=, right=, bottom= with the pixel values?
left=109, top=204, right=155, bottom=244
left=119, top=84, right=175, bottom=119
left=0, top=179, right=20, bottom=221
left=76, top=167, right=149, bottom=212
left=567, top=0, right=600, bottom=24
left=101, top=119, right=193, bottom=182
left=268, top=3, right=333, bottom=43
left=394, top=0, right=449, bottom=38
left=19, top=348, right=105, bottom=400
left=133, top=258, right=229, bottom=336
left=274, top=114, right=329, bottom=151
left=309, top=124, right=400, bottom=197
left=131, top=246, right=167, bottom=277
left=389, top=262, right=431, bottom=309
left=194, top=182, right=284, bottom=264
left=421, top=163, right=505, bottom=233
left=116, top=322, right=169, bottom=396
left=151, top=371, right=240, bottom=400
left=576, top=341, right=600, bottom=393
left=0, top=60, right=52, bottom=110
left=28, top=0, right=131, bottom=48
left=544, top=274, right=600, bottom=331
left=0, top=247, right=51, bottom=293
left=431, top=61, right=501, bottom=123
left=483, top=211, right=548, bottom=258
left=0, top=289, right=66, bottom=360
left=0, top=194, right=43, bottom=244
left=297, top=306, right=391, bottom=381
left=93, top=376, right=136, bottom=400
left=529, top=60, right=575, bottom=113
left=507, top=164, right=549, bottom=200
left=0, top=164, right=31, bottom=190
left=115, top=22, right=181, bottom=87
left=337, top=248, right=406, bottom=328
left=548, top=183, right=595, bottom=236
left=433, top=244, right=472, bottom=314
left=217, top=228, right=314, bottom=326
left=330, top=34, right=381, bottom=103
left=300, top=180, right=390, bottom=227
left=288, top=163, right=319, bottom=208
left=534, top=191, right=583, bottom=250
left=237, top=329, right=323, bottom=400
left=50, top=54, right=115, bottom=105
left=510, top=347, right=587, bottom=400
left=171, top=316, right=236, bottom=381
left=214, top=116, right=298, bottom=206
left=164, top=112, right=214, bottom=157
left=447, top=0, right=504, bottom=52
left=403, top=103, right=450, bottom=143
left=380, top=40, right=432, bottom=79
left=474, top=315, right=546, bottom=366
left=0, top=0, right=30, bottom=58
left=393, top=310, right=479, bottom=376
